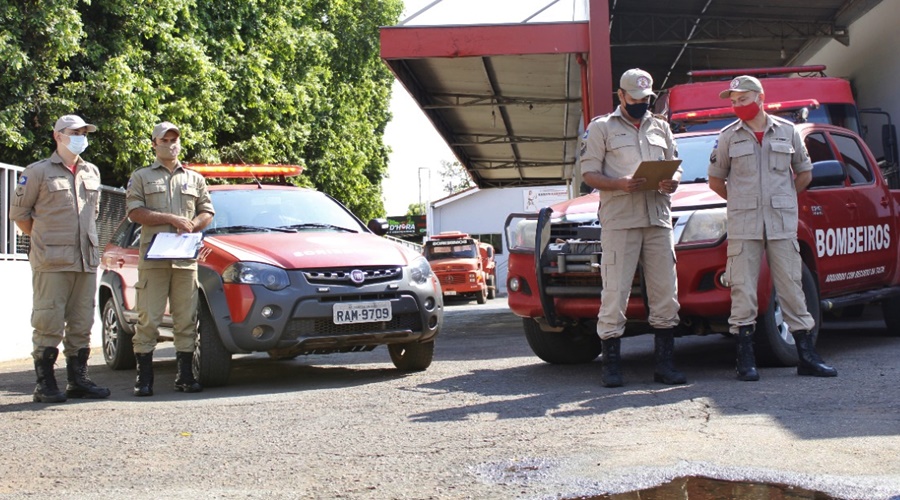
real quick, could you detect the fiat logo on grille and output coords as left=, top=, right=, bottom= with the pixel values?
left=349, top=269, right=366, bottom=284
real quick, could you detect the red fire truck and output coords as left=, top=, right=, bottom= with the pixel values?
left=505, top=77, right=900, bottom=367
left=424, top=231, right=496, bottom=304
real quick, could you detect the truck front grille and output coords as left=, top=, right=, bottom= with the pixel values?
left=303, top=267, right=402, bottom=286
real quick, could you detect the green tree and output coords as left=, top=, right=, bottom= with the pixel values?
left=0, top=0, right=400, bottom=220
left=439, top=159, right=473, bottom=194
left=406, top=202, right=425, bottom=216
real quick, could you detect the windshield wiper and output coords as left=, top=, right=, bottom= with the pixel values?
left=285, top=223, right=358, bottom=233
left=206, top=225, right=296, bottom=234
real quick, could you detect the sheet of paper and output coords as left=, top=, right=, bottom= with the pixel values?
left=145, top=232, right=204, bottom=260
left=631, top=159, right=683, bottom=190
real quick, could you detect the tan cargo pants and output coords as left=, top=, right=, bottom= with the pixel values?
left=133, top=267, right=199, bottom=353
left=725, top=237, right=815, bottom=334
left=31, top=271, right=97, bottom=359
left=597, top=226, right=680, bottom=339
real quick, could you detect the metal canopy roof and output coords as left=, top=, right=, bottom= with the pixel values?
left=380, top=0, right=881, bottom=189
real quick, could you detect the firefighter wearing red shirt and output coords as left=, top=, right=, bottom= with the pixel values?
left=708, top=75, right=837, bottom=381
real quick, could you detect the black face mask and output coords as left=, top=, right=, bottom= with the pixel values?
left=624, top=101, right=649, bottom=119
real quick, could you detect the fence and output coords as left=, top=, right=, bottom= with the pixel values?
left=1, top=162, right=128, bottom=260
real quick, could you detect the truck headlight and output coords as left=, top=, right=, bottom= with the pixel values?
left=223, top=262, right=290, bottom=291
left=409, top=256, right=433, bottom=285
left=506, top=217, right=538, bottom=251
left=677, top=208, right=727, bottom=245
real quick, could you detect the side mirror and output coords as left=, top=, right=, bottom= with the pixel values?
left=367, top=218, right=389, bottom=236
left=808, top=160, right=846, bottom=189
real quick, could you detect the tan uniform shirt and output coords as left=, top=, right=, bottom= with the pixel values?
left=126, top=161, right=214, bottom=270
left=9, top=152, right=102, bottom=272
left=580, top=108, right=680, bottom=229
left=707, top=115, right=812, bottom=240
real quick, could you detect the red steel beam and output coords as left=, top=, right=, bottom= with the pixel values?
left=588, top=0, right=612, bottom=118
left=380, top=22, right=590, bottom=59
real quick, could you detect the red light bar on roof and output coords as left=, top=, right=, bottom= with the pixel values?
left=671, top=99, right=820, bottom=123
left=184, top=164, right=304, bottom=178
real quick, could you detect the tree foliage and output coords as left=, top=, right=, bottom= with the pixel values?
left=439, top=159, right=473, bottom=194
left=0, top=0, right=401, bottom=220
left=406, top=202, right=425, bottom=216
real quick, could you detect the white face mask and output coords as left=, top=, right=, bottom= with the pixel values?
left=65, top=135, right=88, bottom=155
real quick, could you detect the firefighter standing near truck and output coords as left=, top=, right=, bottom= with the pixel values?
left=707, top=75, right=837, bottom=381
left=126, top=122, right=214, bottom=396
left=9, top=115, right=111, bottom=403
left=581, top=69, right=686, bottom=387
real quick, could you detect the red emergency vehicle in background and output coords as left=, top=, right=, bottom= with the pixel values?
left=505, top=70, right=900, bottom=368
left=424, top=231, right=496, bottom=304
left=657, top=65, right=898, bottom=187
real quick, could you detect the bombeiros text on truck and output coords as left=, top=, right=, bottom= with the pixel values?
left=505, top=65, right=900, bottom=367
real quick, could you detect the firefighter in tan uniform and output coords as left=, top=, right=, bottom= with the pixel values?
left=581, top=69, right=686, bottom=387
left=9, top=115, right=111, bottom=403
left=708, top=75, right=837, bottom=381
left=126, top=122, right=214, bottom=396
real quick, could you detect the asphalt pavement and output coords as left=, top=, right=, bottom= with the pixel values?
left=1, top=298, right=899, bottom=499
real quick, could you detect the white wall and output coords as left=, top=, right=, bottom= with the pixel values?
left=797, top=0, right=900, bottom=157
left=0, top=262, right=102, bottom=363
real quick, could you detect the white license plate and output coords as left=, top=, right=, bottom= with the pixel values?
left=333, top=301, right=392, bottom=324
left=444, top=290, right=457, bottom=296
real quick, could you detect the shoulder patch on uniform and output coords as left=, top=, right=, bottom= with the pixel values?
left=17, top=175, right=27, bottom=185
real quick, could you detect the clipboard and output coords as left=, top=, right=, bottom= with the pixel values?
left=145, top=232, right=204, bottom=260
left=632, top=159, right=682, bottom=190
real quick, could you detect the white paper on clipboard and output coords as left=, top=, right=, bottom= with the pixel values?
left=145, top=232, right=203, bottom=260
left=631, top=159, right=682, bottom=190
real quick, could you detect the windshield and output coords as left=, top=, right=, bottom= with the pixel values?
left=424, top=241, right=478, bottom=260
left=205, top=188, right=365, bottom=234
left=673, top=104, right=861, bottom=136
left=674, top=134, right=720, bottom=183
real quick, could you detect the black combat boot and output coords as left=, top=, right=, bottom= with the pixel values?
left=33, top=347, right=67, bottom=403
left=600, top=337, right=624, bottom=387
left=735, top=325, right=760, bottom=381
left=174, top=351, right=203, bottom=393
left=66, top=348, right=111, bottom=399
left=792, top=330, right=838, bottom=377
left=653, top=328, right=687, bottom=385
left=134, top=352, right=154, bottom=397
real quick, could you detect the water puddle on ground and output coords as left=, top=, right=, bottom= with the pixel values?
left=573, top=475, right=838, bottom=499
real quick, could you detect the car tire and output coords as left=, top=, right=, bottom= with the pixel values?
left=101, top=298, right=136, bottom=370
left=476, top=288, right=487, bottom=304
left=755, top=262, right=819, bottom=367
left=880, top=296, right=900, bottom=335
left=388, top=341, right=434, bottom=371
left=194, top=301, right=232, bottom=387
left=486, top=274, right=496, bottom=300
left=522, top=318, right=602, bottom=364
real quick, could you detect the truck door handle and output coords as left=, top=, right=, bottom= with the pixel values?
left=846, top=202, right=858, bottom=210
left=882, top=197, right=890, bottom=207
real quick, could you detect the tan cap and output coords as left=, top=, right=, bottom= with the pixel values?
left=151, top=121, right=180, bottom=140
left=719, top=75, right=764, bottom=99
left=620, top=68, right=656, bottom=99
left=54, top=115, right=97, bottom=133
